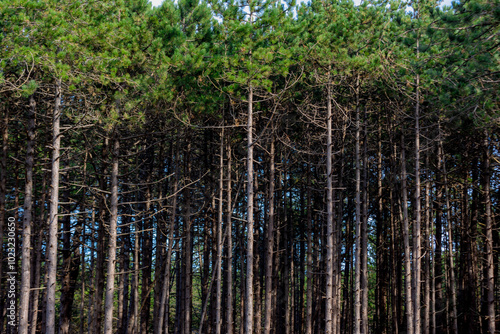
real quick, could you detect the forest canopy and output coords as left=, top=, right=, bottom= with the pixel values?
left=0, top=0, right=499, bottom=333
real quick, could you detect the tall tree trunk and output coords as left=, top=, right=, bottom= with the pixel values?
left=434, top=141, right=444, bottom=333
left=424, top=153, right=431, bottom=334
left=264, top=139, right=275, bottom=334
left=325, top=80, right=335, bottom=334
left=45, top=78, right=62, bottom=334
left=20, top=94, right=36, bottom=334
left=226, top=139, right=234, bottom=334
left=354, top=86, right=362, bottom=334
left=401, top=132, right=414, bottom=334
left=390, top=138, right=400, bottom=334
left=128, top=213, right=140, bottom=334
left=376, top=117, right=388, bottom=334
left=413, top=68, right=422, bottom=334
left=104, top=133, right=120, bottom=334
left=306, top=161, right=313, bottom=334
left=361, top=107, right=369, bottom=334
left=30, top=172, right=47, bottom=334
left=438, top=130, right=458, bottom=334
left=184, top=139, right=193, bottom=334
left=216, top=128, right=224, bottom=334
left=245, top=85, right=255, bottom=334
left=482, top=132, right=495, bottom=334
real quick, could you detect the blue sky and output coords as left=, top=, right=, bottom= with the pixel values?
left=150, top=0, right=454, bottom=7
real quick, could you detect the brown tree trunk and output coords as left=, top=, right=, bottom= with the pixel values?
left=45, top=78, right=62, bottom=334
left=264, top=139, right=275, bottom=334
left=325, top=80, right=335, bottom=334
left=306, top=161, right=313, bottom=334
left=19, top=94, right=36, bottom=334
left=354, top=80, right=362, bottom=334
left=226, top=139, right=234, bottom=334
left=216, top=128, right=224, bottom=334
left=245, top=85, right=255, bottom=334
left=104, top=133, right=120, bottom=334
left=482, top=132, right=495, bottom=334
left=401, top=132, right=414, bottom=334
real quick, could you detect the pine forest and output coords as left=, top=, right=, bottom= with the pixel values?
left=0, top=0, right=499, bottom=333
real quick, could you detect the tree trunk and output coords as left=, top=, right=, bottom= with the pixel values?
left=306, top=161, right=313, bottom=334
left=226, top=139, right=234, bottom=334
left=424, top=153, right=431, bottom=334
left=216, top=128, right=224, bottom=334
left=354, top=88, right=362, bottom=334
left=30, top=172, right=47, bottom=334
left=264, top=139, right=275, bottom=334
left=19, top=94, right=36, bottom=334
left=45, top=78, right=62, bottom=334
left=325, top=80, right=335, bottom=334
left=401, top=132, right=414, bottom=334
left=361, top=107, right=369, bottom=334
left=104, top=133, right=120, bottom=334
left=184, top=139, right=193, bottom=334
left=413, top=69, right=422, bottom=334
left=482, top=132, right=495, bottom=334
left=245, top=84, right=255, bottom=334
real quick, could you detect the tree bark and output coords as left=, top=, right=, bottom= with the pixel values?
left=264, top=139, right=275, bottom=334
left=45, top=78, right=62, bottom=334
left=226, top=139, right=234, bottom=334
left=216, top=128, right=224, bottom=334
left=413, top=68, right=422, bottom=334
left=245, top=84, right=255, bottom=334
left=19, top=94, right=36, bottom=334
left=354, top=85, right=362, bottom=334
left=482, top=132, right=495, bottom=334
left=325, top=80, right=335, bottom=334
left=104, top=133, right=120, bottom=334
left=401, top=132, right=414, bottom=334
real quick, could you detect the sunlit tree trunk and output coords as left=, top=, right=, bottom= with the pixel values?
left=45, top=78, right=62, bottom=334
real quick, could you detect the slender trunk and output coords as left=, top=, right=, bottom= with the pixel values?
left=226, top=141, right=234, bottom=334
left=306, top=161, right=313, bottom=334
left=45, top=78, right=62, bottom=334
left=413, top=67, right=422, bottom=334
left=104, top=133, right=120, bottom=334
left=325, top=80, right=335, bottom=334
left=127, top=182, right=140, bottom=334
left=434, top=142, right=444, bottom=333
left=361, top=107, right=369, bottom=334
left=376, top=117, right=388, bottom=334
left=264, top=139, right=275, bottom=334
left=245, top=85, right=255, bottom=334
left=401, top=132, right=414, bottom=334
left=184, top=140, right=193, bottom=334
left=482, top=132, right=495, bottom=334
left=30, top=172, right=47, bottom=334
left=424, top=154, right=431, bottom=334
left=216, top=129, right=224, bottom=334
left=437, top=130, right=458, bottom=334
left=19, top=95, right=36, bottom=334
left=354, top=87, right=362, bottom=334
left=390, top=138, right=399, bottom=334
